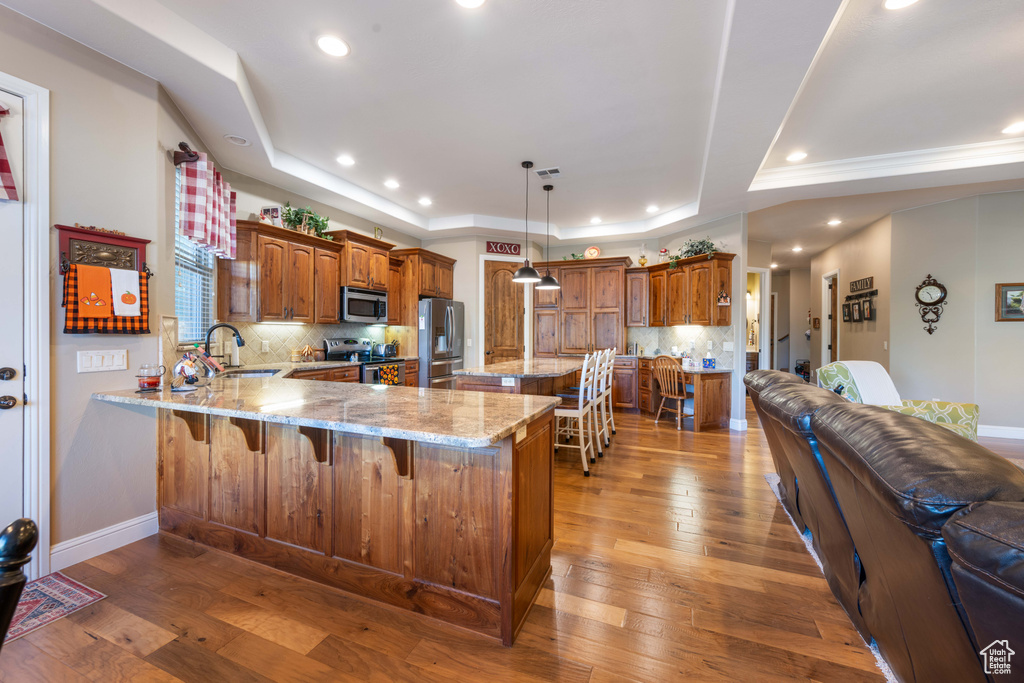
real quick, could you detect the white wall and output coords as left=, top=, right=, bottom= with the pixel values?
left=789, top=268, right=811, bottom=372
left=891, top=192, right=1024, bottom=430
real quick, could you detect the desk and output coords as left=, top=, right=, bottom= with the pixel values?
left=454, top=358, right=584, bottom=396
left=648, top=362, right=732, bottom=432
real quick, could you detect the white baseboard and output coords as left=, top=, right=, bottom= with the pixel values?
left=50, top=511, right=159, bottom=572
left=730, top=418, right=748, bottom=431
left=979, top=424, right=1024, bottom=440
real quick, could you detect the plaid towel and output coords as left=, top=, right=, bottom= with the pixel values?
left=63, top=264, right=150, bottom=334
left=0, top=105, right=18, bottom=201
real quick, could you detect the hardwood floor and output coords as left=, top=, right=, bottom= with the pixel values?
left=6, top=403, right=1020, bottom=682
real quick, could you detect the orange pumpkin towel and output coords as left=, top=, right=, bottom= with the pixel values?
left=75, top=264, right=113, bottom=318
left=110, top=267, right=141, bottom=316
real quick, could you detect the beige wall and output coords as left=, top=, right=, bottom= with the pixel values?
left=747, top=239, right=772, bottom=269
left=0, top=7, right=191, bottom=543
left=788, top=268, right=812, bottom=372
left=810, top=216, right=891, bottom=371
left=891, top=191, right=1024, bottom=429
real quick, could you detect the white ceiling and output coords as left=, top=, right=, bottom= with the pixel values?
left=4, top=0, right=1024, bottom=255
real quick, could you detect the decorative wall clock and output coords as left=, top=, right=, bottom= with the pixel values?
left=915, top=274, right=947, bottom=334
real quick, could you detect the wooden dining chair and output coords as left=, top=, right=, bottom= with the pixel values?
left=653, top=355, right=693, bottom=430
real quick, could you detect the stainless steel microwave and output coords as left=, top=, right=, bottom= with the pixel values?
left=341, top=287, right=388, bottom=324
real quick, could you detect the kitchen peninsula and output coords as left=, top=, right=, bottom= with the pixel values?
left=93, top=377, right=558, bottom=646
left=454, top=357, right=584, bottom=395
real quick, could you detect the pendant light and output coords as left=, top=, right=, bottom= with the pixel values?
left=512, top=161, right=541, bottom=284
left=535, top=184, right=560, bottom=290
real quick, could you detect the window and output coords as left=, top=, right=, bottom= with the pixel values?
left=174, top=169, right=215, bottom=341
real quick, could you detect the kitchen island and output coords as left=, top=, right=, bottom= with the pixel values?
left=93, top=377, right=558, bottom=645
left=454, top=357, right=584, bottom=395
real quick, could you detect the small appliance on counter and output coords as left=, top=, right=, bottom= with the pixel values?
left=324, top=338, right=405, bottom=385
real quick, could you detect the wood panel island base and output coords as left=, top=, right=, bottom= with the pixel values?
left=94, top=379, right=558, bottom=646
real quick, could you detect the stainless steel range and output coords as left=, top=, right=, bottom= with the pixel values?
left=323, top=339, right=405, bottom=385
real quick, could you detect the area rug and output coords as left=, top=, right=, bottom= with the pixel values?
left=3, top=572, right=105, bottom=643
left=764, top=473, right=898, bottom=683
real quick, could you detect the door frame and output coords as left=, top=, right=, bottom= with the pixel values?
left=477, top=254, right=531, bottom=367
left=0, top=70, right=51, bottom=579
left=821, top=269, right=840, bottom=370
left=747, top=267, right=771, bottom=370
left=770, top=292, right=778, bottom=370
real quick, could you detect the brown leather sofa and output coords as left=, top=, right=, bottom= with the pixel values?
left=744, top=370, right=807, bottom=529
left=748, top=370, right=1024, bottom=683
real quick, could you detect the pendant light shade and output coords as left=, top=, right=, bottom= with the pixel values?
left=512, top=160, right=541, bottom=283
left=535, top=183, right=560, bottom=290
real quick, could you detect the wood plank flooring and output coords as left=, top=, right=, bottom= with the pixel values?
left=4, top=401, right=1020, bottom=681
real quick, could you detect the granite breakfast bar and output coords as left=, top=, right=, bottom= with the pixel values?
left=453, top=357, right=585, bottom=395
left=93, top=377, right=559, bottom=646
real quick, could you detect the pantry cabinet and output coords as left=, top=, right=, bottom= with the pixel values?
left=531, top=257, right=631, bottom=357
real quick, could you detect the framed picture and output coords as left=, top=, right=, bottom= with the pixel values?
left=812, top=317, right=820, bottom=329
left=851, top=302, right=862, bottom=322
left=842, top=303, right=852, bottom=322
left=996, top=283, right=1024, bottom=321
left=259, top=205, right=283, bottom=227
left=862, top=299, right=875, bottom=321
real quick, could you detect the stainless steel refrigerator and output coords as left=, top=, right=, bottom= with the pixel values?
left=418, top=298, right=464, bottom=390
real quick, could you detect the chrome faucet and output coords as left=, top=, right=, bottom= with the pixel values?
left=204, top=323, right=246, bottom=358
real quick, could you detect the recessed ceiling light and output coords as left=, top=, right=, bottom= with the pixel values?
left=792, top=246, right=803, bottom=253
left=336, top=154, right=355, bottom=166
left=317, top=35, right=350, bottom=57
left=384, top=179, right=400, bottom=189
left=827, top=219, right=842, bottom=226
left=223, top=134, right=250, bottom=146
left=884, top=0, right=918, bottom=9
left=456, top=0, right=486, bottom=7
left=786, top=151, right=808, bottom=162
left=590, top=217, right=602, bottom=224
left=418, top=197, right=432, bottom=206
left=646, top=205, right=659, bottom=214
left=770, top=263, right=778, bottom=269
left=1002, top=121, right=1024, bottom=135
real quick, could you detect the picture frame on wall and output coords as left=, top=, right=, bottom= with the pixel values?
left=862, top=299, right=875, bottom=321
left=996, top=282, right=1024, bottom=321
left=842, top=303, right=852, bottom=322
left=851, top=302, right=862, bottom=322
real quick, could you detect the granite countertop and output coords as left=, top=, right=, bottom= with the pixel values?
left=227, top=357, right=420, bottom=377
left=92, top=376, right=558, bottom=448
left=455, top=357, right=585, bottom=378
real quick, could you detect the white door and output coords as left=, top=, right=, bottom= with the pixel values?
left=0, top=90, right=25, bottom=529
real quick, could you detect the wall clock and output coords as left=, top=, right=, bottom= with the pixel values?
left=915, top=274, right=947, bottom=335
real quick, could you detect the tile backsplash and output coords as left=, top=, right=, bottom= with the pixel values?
left=627, top=325, right=736, bottom=369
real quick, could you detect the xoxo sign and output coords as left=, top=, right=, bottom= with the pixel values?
left=486, top=241, right=521, bottom=256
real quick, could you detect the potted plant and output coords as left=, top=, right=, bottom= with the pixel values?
left=668, top=236, right=721, bottom=268
left=282, top=202, right=333, bottom=240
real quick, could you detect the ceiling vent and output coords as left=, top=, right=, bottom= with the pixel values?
left=534, top=167, right=561, bottom=179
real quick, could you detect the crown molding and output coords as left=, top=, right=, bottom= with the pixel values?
left=749, top=136, right=1024, bottom=191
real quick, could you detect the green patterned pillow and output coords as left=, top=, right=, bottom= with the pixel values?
left=817, top=362, right=861, bottom=403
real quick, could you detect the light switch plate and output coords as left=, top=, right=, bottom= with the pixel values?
left=501, top=377, right=516, bottom=387
left=261, top=341, right=270, bottom=353
left=723, top=341, right=734, bottom=352
left=77, top=349, right=128, bottom=373
left=466, top=338, right=472, bottom=347
left=707, top=340, right=713, bottom=351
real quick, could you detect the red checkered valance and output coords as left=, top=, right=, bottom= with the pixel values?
left=0, top=105, right=18, bottom=202
left=178, top=152, right=236, bottom=258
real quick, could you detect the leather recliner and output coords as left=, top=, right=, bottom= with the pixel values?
left=757, top=381, right=870, bottom=639
left=811, top=402, right=1024, bottom=683
left=744, top=370, right=807, bottom=529
left=943, top=500, right=1024, bottom=679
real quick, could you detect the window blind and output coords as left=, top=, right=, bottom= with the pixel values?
left=175, top=168, right=216, bottom=342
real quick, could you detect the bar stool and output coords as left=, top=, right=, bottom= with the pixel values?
left=599, top=349, right=616, bottom=440
left=555, top=353, right=598, bottom=475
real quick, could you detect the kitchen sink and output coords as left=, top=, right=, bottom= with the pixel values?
left=220, top=368, right=281, bottom=378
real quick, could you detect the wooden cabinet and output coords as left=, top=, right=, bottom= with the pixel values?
left=532, top=257, right=630, bottom=356
left=405, top=360, right=419, bottom=387
left=638, top=358, right=653, bottom=415
left=649, top=270, right=667, bottom=327
left=387, top=257, right=402, bottom=325
left=257, top=235, right=314, bottom=323
left=534, top=267, right=560, bottom=308
left=314, top=248, right=340, bottom=324
left=647, top=253, right=735, bottom=328
left=389, top=248, right=459, bottom=326
left=290, top=366, right=360, bottom=382
left=611, top=357, right=637, bottom=410
left=335, top=231, right=394, bottom=292
left=218, top=221, right=346, bottom=324
left=625, top=269, right=649, bottom=327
